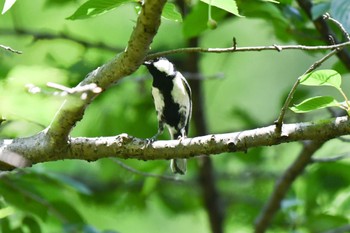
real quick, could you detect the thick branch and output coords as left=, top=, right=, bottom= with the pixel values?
left=45, top=0, right=166, bottom=147
left=2, top=116, right=350, bottom=170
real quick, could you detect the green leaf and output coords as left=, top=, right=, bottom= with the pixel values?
left=43, top=172, right=92, bottom=195
left=0, top=179, right=48, bottom=220
left=22, top=216, right=42, bottom=233
left=299, top=69, right=342, bottom=89
left=162, top=3, right=182, bottom=22
left=183, top=2, right=227, bottom=38
left=67, top=0, right=136, bottom=20
left=290, top=96, right=340, bottom=113
left=1, top=0, right=16, bottom=14
left=306, top=214, right=348, bottom=232
left=200, top=0, right=241, bottom=16
left=1, top=217, right=12, bottom=233
left=0, top=206, right=14, bottom=219
left=51, top=201, right=85, bottom=223
left=236, top=1, right=289, bottom=41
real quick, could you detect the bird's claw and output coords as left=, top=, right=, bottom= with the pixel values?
left=145, top=136, right=158, bottom=146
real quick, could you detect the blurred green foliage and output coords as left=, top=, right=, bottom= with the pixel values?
left=1, top=0, right=350, bottom=232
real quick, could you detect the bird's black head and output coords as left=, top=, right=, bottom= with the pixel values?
left=143, top=57, right=176, bottom=77
left=143, top=57, right=162, bottom=66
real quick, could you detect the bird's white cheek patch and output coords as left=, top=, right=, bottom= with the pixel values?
left=152, top=87, right=165, bottom=114
left=153, top=59, right=175, bottom=75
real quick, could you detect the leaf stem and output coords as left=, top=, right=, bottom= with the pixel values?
left=338, top=88, right=350, bottom=109
left=275, top=49, right=339, bottom=133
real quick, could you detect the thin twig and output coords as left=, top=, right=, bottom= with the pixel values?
left=111, top=158, right=184, bottom=183
left=146, top=41, right=350, bottom=60
left=324, top=13, right=350, bottom=42
left=275, top=49, right=339, bottom=133
left=3, top=28, right=350, bottom=59
left=297, top=0, right=350, bottom=70
left=26, top=82, right=102, bottom=100
left=0, top=28, right=121, bottom=52
left=312, top=153, right=350, bottom=163
left=274, top=14, right=349, bottom=131
left=322, top=224, right=350, bottom=233
left=0, top=44, right=22, bottom=54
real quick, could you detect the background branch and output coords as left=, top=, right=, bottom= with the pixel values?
left=296, top=0, right=350, bottom=70
left=112, top=158, right=182, bottom=182
left=0, top=28, right=121, bottom=52
left=254, top=140, right=325, bottom=233
left=146, top=41, right=350, bottom=60
left=185, top=37, right=225, bottom=233
left=322, top=225, right=350, bottom=233
left=312, top=153, right=350, bottom=163
left=0, top=44, right=22, bottom=54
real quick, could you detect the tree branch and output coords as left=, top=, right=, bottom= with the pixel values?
left=43, top=0, right=166, bottom=149
left=296, top=0, right=350, bottom=70
left=0, top=28, right=121, bottom=52
left=0, top=44, right=22, bottom=54
left=112, top=158, right=183, bottom=182
left=275, top=48, right=339, bottom=132
left=254, top=140, right=325, bottom=233
left=2, top=116, right=350, bottom=170
left=185, top=37, right=225, bottom=233
left=146, top=41, right=350, bottom=60
left=312, top=153, right=350, bottom=163
left=322, top=224, right=350, bottom=233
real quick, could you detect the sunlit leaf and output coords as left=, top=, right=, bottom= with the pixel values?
left=0, top=206, right=14, bottom=218
left=299, top=69, right=342, bottom=89
left=67, top=0, right=136, bottom=20
left=200, top=0, right=241, bottom=16
left=1, top=0, right=16, bottom=14
left=183, top=2, right=227, bottom=38
left=162, top=3, right=182, bottom=22
left=290, top=96, right=339, bottom=113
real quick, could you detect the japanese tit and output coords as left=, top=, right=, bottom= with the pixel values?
left=144, top=57, right=192, bottom=175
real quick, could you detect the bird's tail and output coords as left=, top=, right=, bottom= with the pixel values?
left=170, top=159, right=187, bottom=175
left=170, top=131, right=187, bottom=175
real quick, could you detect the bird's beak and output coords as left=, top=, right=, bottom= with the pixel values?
left=143, top=60, right=151, bottom=65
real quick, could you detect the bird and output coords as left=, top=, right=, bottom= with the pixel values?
left=143, top=57, right=192, bottom=175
